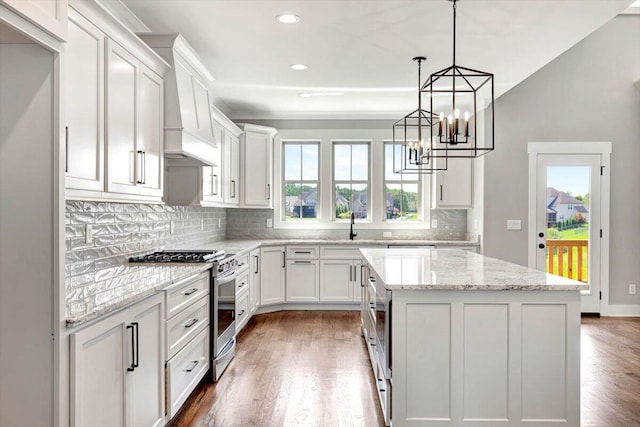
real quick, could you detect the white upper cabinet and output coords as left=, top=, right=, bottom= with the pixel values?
left=106, top=39, right=139, bottom=195
left=238, top=123, right=277, bottom=208
left=64, top=2, right=169, bottom=202
left=65, top=9, right=104, bottom=191
left=0, top=0, right=68, bottom=41
left=432, top=157, right=473, bottom=208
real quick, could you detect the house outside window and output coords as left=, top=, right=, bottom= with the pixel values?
left=333, top=142, right=370, bottom=220
left=283, top=142, right=319, bottom=220
left=383, top=142, right=420, bottom=221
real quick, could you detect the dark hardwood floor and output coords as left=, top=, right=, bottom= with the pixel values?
left=170, top=311, right=640, bottom=427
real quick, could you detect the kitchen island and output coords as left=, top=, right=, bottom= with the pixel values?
left=359, top=248, right=587, bottom=427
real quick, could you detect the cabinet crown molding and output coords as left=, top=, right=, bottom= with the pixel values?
left=236, top=123, right=278, bottom=137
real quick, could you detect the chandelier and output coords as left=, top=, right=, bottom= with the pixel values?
left=421, top=0, right=495, bottom=158
left=392, top=57, right=448, bottom=174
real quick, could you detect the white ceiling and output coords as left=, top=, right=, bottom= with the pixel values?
left=120, top=0, right=634, bottom=120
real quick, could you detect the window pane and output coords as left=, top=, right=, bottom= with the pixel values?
left=351, top=144, right=369, bottom=181
left=335, top=184, right=352, bottom=219
left=284, top=183, right=302, bottom=219
left=284, top=144, right=301, bottom=181
left=403, top=183, right=419, bottom=220
left=302, top=144, right=318, bottom=181
left=298, top=183, right=318, bottom=219
left=385, top=183, right=402, bottom=219
left=334, top=144, right=351, bottom=180
left=352, top=183, right=368, bottom=219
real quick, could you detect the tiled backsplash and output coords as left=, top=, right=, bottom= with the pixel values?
left=65, top=201, right=226, bottom=308
left=226, top=209, right=468, bottom=240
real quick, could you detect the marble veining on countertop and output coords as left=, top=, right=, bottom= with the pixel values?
left=66, top=264, right=211, bottom=326
left=360, top=248, right=588, bottom=291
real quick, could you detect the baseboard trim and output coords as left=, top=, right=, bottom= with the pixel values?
left=256, top=303, right=360, bottom=314
left=601, top=304, right=640, bottom=317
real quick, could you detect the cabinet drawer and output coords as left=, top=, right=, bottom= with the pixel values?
left=236, top=270, right=249, bottom=296
left=166, top=295, right=209, bottom=360
left=320, top=246, right=363, bottom=259
left=235, top=252, right=250, bottom=270
left=166, top=327, right=209, bottom=419
left=236, top=291, right=250, bottom=333
left=286, top=245, right=319, bottom=259
left=165, top=272, right=209, bottom=318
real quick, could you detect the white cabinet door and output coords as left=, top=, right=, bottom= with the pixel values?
left=65, top=10, right=104, bottom=191
left=260, top=246, right=285, bottom=305
left=243, top=130, right=272, bottom=206
left=249, top=249, right=260, bottom=313
left=70, top=310, right=128, bottom=427
left=224, top=131, right=240, bottom=205
left=286, top=260, right=319, bottom=302
left=128, top=294, right=165, bottom=427
left=320, top=259, right=354, bottom=302
left=192, top=77, right=214, bottom=143
left=432, top=157, right=473, bottom=208
left=202, top=121, right=223, bottom=203
left=137, top=65, right=164, bottom=198
left=106, top=39, right=139, bottom=195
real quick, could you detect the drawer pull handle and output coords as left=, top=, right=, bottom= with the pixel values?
left=183, top=288, right=198, bottom=296
left=238, top=310, right=245, bottom=317
left=185, top=360, right=199, bottom=373
left=238, top=282, right=247, bottom=289
left=184, top=318, right=199, bottom=328
left=294, top=251, right=311, bottom=254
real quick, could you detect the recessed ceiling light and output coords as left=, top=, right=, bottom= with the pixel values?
left=290, top=64, right=308, bottom=71
left=276, top=14, right=301, bottom=24
left=299, top=92, right=344, bottom=98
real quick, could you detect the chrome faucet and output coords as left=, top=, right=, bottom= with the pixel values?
left=349, top=212, right=357, bottom=240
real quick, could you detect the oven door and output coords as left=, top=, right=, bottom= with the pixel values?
left=216, top=271, right=237, bottom=355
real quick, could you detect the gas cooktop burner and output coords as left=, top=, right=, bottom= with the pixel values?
left=129, top=250, right=226, bottom=263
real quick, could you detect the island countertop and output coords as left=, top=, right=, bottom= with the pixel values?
left=359, top=247, right=588, bottom=291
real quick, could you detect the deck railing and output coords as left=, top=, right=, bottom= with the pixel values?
left=546, top=239, right=588, bottom=282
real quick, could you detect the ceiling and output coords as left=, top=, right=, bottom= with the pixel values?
left=120, top=0, right=635, bottom=120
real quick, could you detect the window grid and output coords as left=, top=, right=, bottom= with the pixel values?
left=332, top=142, right=370, bottom=221
left=283, top=142, right=320, bottom=221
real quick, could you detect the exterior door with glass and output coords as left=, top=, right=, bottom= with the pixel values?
left=533, top=153, right=602, bottom=313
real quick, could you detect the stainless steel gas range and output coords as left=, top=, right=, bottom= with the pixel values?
left=129, top=249, right=246, bottom=382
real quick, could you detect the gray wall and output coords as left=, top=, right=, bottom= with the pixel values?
left=483, top=15, right=640, bottom=305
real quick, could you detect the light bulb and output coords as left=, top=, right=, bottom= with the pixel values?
left=448, top=114, right=453, bottom=122
left=464, top=111, right=470, bottom=121
left=454, top=109, right=460, bottom=119
left=439, top=112, right=445, bottom=121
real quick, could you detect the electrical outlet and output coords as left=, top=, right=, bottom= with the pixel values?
left=266, top=218, right=273, bottom=228
left=84, top=224, right=93, bottom=244
left=383, top=231, right=392, bottom=238
left=200, top=219, right=204, bottom=230
left=170, top=221, right=174, bottom=234
left=431, top=219, right=438, bottom=228
left=630, top=284, right=637, bottom=295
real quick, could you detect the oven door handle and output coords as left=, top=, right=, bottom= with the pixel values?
left=217, top=264, right=248, bottom=285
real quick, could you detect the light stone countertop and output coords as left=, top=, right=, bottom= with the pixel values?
left=360, top=247, right=588, bottom=291
left=66, top=264, right=212, bottom=327
left=66, top=239, right=479, bottom=327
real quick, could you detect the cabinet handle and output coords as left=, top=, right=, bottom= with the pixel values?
left=238, top=310, right=245, bottom=317
left=282, top=251, right=285, bottom=268
left=183, top=287, right=199, bottom=296
left=238, top=281, right=247, bottom=289
left=361, top=265, right=366, bottom=287
left=254, top=255, right=259, bottom=274
left=349, top=265, right=353, bottom=282
left=184, top=318, right=199, bottom=328
left=231, top=180, right=236, bottom=198
left=126, top=324, right=135, bottom=371
left=267, top=183, right=270, bottom=201
left=294, top=260, right=311, bottom=264
left=294, top=251, right=311, bottom=255
left=212, top=174, right=218, bottom=195
left=65, top=126, right=69, bottom=173
left=133, top=322, right=139, bottom=368
left=141, top=151, right=146, bottom=184
left=185, top=360, right=199, bottom=373
left=136, top=150, right=144, bottom=184
left=440, top=184, right=443, bottom=201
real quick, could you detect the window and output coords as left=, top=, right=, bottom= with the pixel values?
left=283, top=142, right=319, bottom=220
left=384, top=143, right=420, bottom=221
left=333, top=142, right=370, bottom=220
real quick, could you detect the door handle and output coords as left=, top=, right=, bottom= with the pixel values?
left=126, top=324, right=135, bottom=371
left=65, top=126, right=69, bottom=173
left=136, top=151, right=144, bottom=184
left=282, top=251, right=285, bottom=268
left=539, top=243, right=545, bottom=249
left=267, top=183, right=270, bottom=200
left=212, top=174, right=218, bottom=195
left=133, top=322, right=139, bottom=368
left=254, top=255, right=259, bottom=274
left=349, top=265, right=353, bottom=282
left=231, top=180, right=236, bottom=198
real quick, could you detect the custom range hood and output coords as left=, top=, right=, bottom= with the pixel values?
left=138, top=33, right=219, bottom=165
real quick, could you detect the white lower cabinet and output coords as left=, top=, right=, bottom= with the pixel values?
left=319, top=258, right=362, bottom=303
left=260, top=246, right=285, bottom=305
left=286, top=259, right=320, bottom=302
left=236, top=268, right=250, bottom=332
left=70, top=293, right=165, bottom=427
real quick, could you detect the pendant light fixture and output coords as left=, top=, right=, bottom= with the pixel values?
left=421, top=0, right=495, bottom=158
left=392, top=57, right=448, bottom=174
